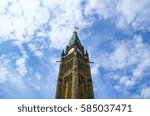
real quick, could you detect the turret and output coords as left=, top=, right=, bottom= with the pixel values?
left=61, top=50, right=65, bottom=58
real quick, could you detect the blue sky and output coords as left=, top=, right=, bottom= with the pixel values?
left=0, top=0, right=150, bottom=99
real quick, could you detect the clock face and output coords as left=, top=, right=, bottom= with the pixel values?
left=68, top=48, right=74, bottom=54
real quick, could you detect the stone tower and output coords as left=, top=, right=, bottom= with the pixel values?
left=55, top=31, right=94, bottom=99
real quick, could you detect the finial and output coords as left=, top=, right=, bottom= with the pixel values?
left=61, top=50, right=65, bottom=58
left=74, top=26, right=79, bottom=32
left=86, top=50, right=89, bottom=56
left=85, top=50, right=89, bottom=58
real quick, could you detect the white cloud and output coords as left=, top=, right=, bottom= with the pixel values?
left=0, top=67, right=8, bottom=83
left=0, top=0, right=8, bottom=14
left=0, top=0, right=93, bottom=50
left=46, top=0, right=93, bottom=49
left=116, top=0, right=150, bottom=31
left=30, top=82, right=41, bottom=91
left=90, top=34, right=150, bottom=97
left=100, top=35, right=150, bottom=72
left=0, top=55, right=27, bottom=91
left=84, top=0, right=150, bottom=31
left=133, top=58, right=150, bottom=78
left=132, top=48, right=150, bottom=78
left=0, top=15, right=14, bottom=38
left=84, top=0, right=117, bottom=20
left=0, top=0, right=149, bottom=49
left=28, top=43, right=43, bottom=57
left=110, top=43, right=128, bottom=69
left=119, top=76, right=135, bottom=88
left=35, top=72, right=41, bottom=80
left=34, top=6, right=50, bottom=25
left=16, top=57, right=27, bottom=76
left=91, top=63, right=100, bottom=77
left=114, top=85, right=120, bottom=91
left=0, top=0, right=41, bottom=42
left=48, top=27, right=72, bottom=49
left=0, top=55, right=11, bottom=83
left=140, top=87, right=150, bottom=98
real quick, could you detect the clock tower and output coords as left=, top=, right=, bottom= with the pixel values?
left=55, top=31, right=94, bottom=99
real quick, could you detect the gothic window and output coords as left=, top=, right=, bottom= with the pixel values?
left=69, top=61, right=71, bottom=69
left=79, top=76, right=83, bottom=99
left=63, top=59, right=73, bottom=73
left=64, top=77, right=67, bottom=98
left=78, top=59, right=87, bottom=73
left=67, top=73, right=72, bottom=98
left=82, top=82, right=85, bottom=99
left=78, top=73, right=88, bottom=99
left=65, top=81, right=68, bottom=98
left=60, top=76, right=66, bottom=98
left=67, top=62, right=69, bottom=71
left=63, top=73, right=72, bottom=99
left=69, top=60, right=72, bottom=69
left=83, top=65, right=85, bottom=72
left=64, top=64, right=66, bottom=72
left=71, top=59, right=73, bottom=68
left=78, top=59, right=81, bottom=70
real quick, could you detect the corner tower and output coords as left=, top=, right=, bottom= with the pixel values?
left=55, top=31, right=94, bottom=99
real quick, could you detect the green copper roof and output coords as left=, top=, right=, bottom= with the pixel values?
left=69, top=31, right=82, bottom=46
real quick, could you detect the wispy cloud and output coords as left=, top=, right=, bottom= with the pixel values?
left=0, top=55, right=27, bottom=91
left=90, top=34, right=150, bottom=98
left=140, top=87, right=150, bottom=98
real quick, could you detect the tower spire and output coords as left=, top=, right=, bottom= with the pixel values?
left=68, top=31, right=82, bottom=46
